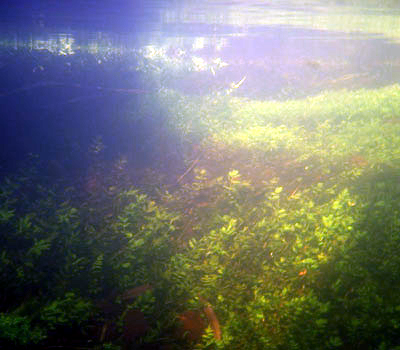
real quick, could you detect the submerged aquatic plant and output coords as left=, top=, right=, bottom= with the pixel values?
left=2, top=80, right=400, bottom=349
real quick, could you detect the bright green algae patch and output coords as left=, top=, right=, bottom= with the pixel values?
left=162, top=84, right=400, bottom=170
left=219, top=85, right=400, bottom=165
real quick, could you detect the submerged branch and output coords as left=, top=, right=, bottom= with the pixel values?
left=176, top=153, right=203, bottom=185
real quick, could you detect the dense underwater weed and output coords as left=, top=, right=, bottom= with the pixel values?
left=1, top=84, right=400, bottom=349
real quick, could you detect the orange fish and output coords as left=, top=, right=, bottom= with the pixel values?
left=299, top=269, right=307, bottom=276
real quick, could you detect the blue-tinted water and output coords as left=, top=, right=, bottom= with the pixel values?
left=1, top=0, right=400, bottom=179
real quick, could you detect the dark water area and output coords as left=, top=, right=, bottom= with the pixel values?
left=1, top=0, right=400, bottom=181
left=0, top=0, right=167, bottom=180
left=0, top=50, right=156, bottom=171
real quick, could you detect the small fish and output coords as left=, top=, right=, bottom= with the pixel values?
left=299, top=269, right=307, bottom=276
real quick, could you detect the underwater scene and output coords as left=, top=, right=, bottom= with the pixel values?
left=1, top=0, right=400, bottom=349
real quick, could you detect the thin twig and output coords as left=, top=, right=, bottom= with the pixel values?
left=176, top=153, right=202, bottom=185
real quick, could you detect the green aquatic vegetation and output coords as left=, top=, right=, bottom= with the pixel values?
left=40, top=292, right=92, bottom=330
left=2, top=81, right=400, bottom=349
left=159, top=84, right=400, bottom=189
left=0, top=170, right=182, bottom=348
left=1, top=154, right=399, bottom=349
left=0, top=178, right=98, bottom=345
left=314, top=167, right=400, bottom=349
left=166, top=173, right=364, bottom=349
left=111, top=189, right=178, bottom=289
left=0, top=313, right=45, bottom=346
left=156, top=82, right=400, bottom=348
left=163, top=84, right=400, bottom=134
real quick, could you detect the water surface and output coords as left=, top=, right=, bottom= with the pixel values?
left=1, top=0, right=400, bottom=177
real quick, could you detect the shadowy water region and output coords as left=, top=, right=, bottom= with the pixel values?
left=1, top=1, right=400, bottom=349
